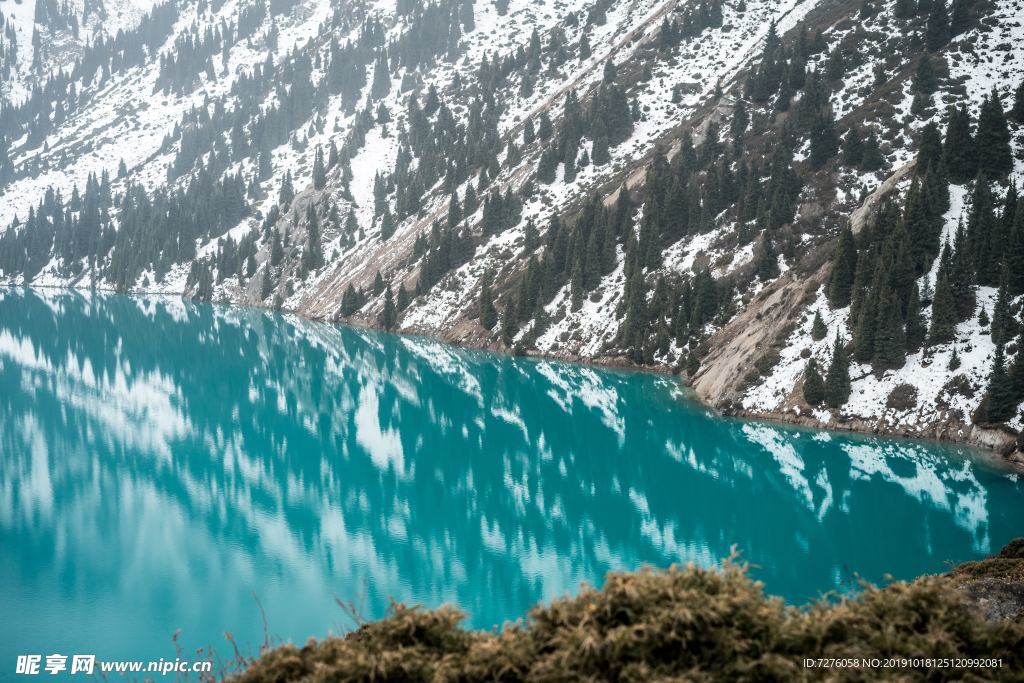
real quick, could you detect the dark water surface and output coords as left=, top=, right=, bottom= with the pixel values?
left=1, top=288, right=1021, bottom=664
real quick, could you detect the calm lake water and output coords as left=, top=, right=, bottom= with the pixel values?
left=1, top=288, right=1022, bottom=665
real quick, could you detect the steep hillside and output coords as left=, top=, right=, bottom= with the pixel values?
left=1, top=0, right=1023, bottom=458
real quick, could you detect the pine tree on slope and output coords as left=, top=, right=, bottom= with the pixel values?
left=825, top=334, right=851, bottom=408
left=975, top=88, right=1013, bottom=178
left=803, top=358, right=826, bottom=405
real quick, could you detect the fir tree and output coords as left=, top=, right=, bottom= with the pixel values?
left=859, top=133, right=884, bottom=172
left=943, top=104, right=976, bottom=183
left=500, top=298, right=518, bottom=346
left=803, top=357, right=826, bottom=405
left=916, top=122, right=944, bottom=172
left=479, top=272, right=497, bottom=330
left=842, top=127, right=864, bottom=167
left=1012, top=81, right=1024, bottom=123
left=591, top=119, right=611, bottom=165
left=928, top=267, right=957, bottom=344
left=312, top=145, right=326, bottom=190
left=1008, top=206, right=1024, bottom=297
left=754, top=233, right=780, bottom=281
left=579, top=33, right=591, bottom=60
left=873, top=291, right=907, bottom=369
left=538, top=112, right=553, bottom=140
left=991, top=267, right=1013, bottom=346
left=948, top=224, right=976, bottom=320
left=827, top=226, right=857, bottom=307
left=536, top=148, right=557, bottom=184
left=975, top=88, right=1013, bottom=178
left=905, top=284, right=927, bottom=351
left=949, top=0, right=970, bottom=35
left=380, top=286, right=396, bottom=330
left=824, top=334, right=851, bottom=408
left=925, top=0, right=950, bottom=51
left=342, top=284, right=361, bottom=316
left=809, top=107, right=840, bottom=169
left=912, top=55, right=939, bottom=96
left=685, top=349, right=700, bottom=377
left=380, top=208, right=395, bottom=240
left=303, top=206, right=324, bottom=271
left=270, top=227, right=284, bottom=266
left=978, top=345, right=1014, bottom=423
left=811, top=309, right=828, bottom=340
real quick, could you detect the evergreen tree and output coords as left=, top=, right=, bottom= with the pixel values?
left=591, top=119, right=611, bottom=165
left=905, top=283, right=927, bottom=351
left=827, top=226, right=857, bottom=307
left=538, top=112, right=553, bottom=140
left=754, top=233, right=780, bottom=281
left=943, top=104, right=976, bottom=183
left=536, top=148, right=557, bottom=184
left=270, top=227, right=284, bottom=266
left=1007, top=205, right=1024, bottom=296
left=842, top=127, right=864, bottom=167
left=479, top=272, right=497, bottom=330
left=500, top=298, right=518, bottom=346
left=312, top=145, right=326, bottom=190
left=570, top=261, right=584, bottom=310
left=925, top=0, right=950, bottom=51
left=928, top=266, right=957, bottom=344
left=859, top=133, right=884, bottom=172
left=809, top=107, right=840, bottom=169
left=824, top=334, right=851, bottom=408
left=811, top=309, right=828, bottom=341
left=978, top=345, right=1015, bottom=423
left=1012, top=81, right=1024, bottom=123
left=380, top=208, right=395, bottom=240
left=948, top=224, right=976, bottom=319
left=949, top=0, right=970, bottom=35
left=895, top=0, right=916, bottom=19
left=991, top=267, right=1013, bottom=346
left=975, top=88, right=1013, bottom=178
left=380, top=285, right=396, bottom=330
left=685, top=349, right=701, bottom=377
left=873, top=291, right=907, bottom=369
left=916, top=121, right=944, bottom=172
left=303, top=206, right=324, bottom=271
left=912, top=55, right=939, bottom=96
left=803, top=357, right=826, bottom=405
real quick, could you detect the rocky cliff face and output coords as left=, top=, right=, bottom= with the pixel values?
left=1, top=0, right=1023, bottom=457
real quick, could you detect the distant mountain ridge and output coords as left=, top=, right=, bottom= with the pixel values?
left=1, top=0, right=1023, bottom=459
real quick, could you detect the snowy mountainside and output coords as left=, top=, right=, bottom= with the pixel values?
left=1, top=0, right=1023, bottom=458
left=0, top=0, right=156, bottom=102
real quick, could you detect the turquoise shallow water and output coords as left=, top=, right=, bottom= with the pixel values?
left=1, top=288, right=1022, bottom=666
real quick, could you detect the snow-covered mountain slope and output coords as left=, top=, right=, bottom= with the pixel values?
left=1, top=0, right=1023, bottom=458
left=0, top=0, right=157, bottom=102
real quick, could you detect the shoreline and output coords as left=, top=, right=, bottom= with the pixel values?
left=6, top=282, right=1023, bottom=467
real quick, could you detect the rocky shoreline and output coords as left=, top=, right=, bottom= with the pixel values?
left=6, top=282, right=1023, bottom=467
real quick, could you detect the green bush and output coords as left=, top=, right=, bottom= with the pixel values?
left=234, top=543, right=1024, bottom=682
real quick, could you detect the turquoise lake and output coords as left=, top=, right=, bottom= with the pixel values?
left=1, top=287, right=1022, bottom=666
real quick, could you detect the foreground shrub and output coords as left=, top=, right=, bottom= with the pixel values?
left=234, top=544, right=1024, bottom=681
